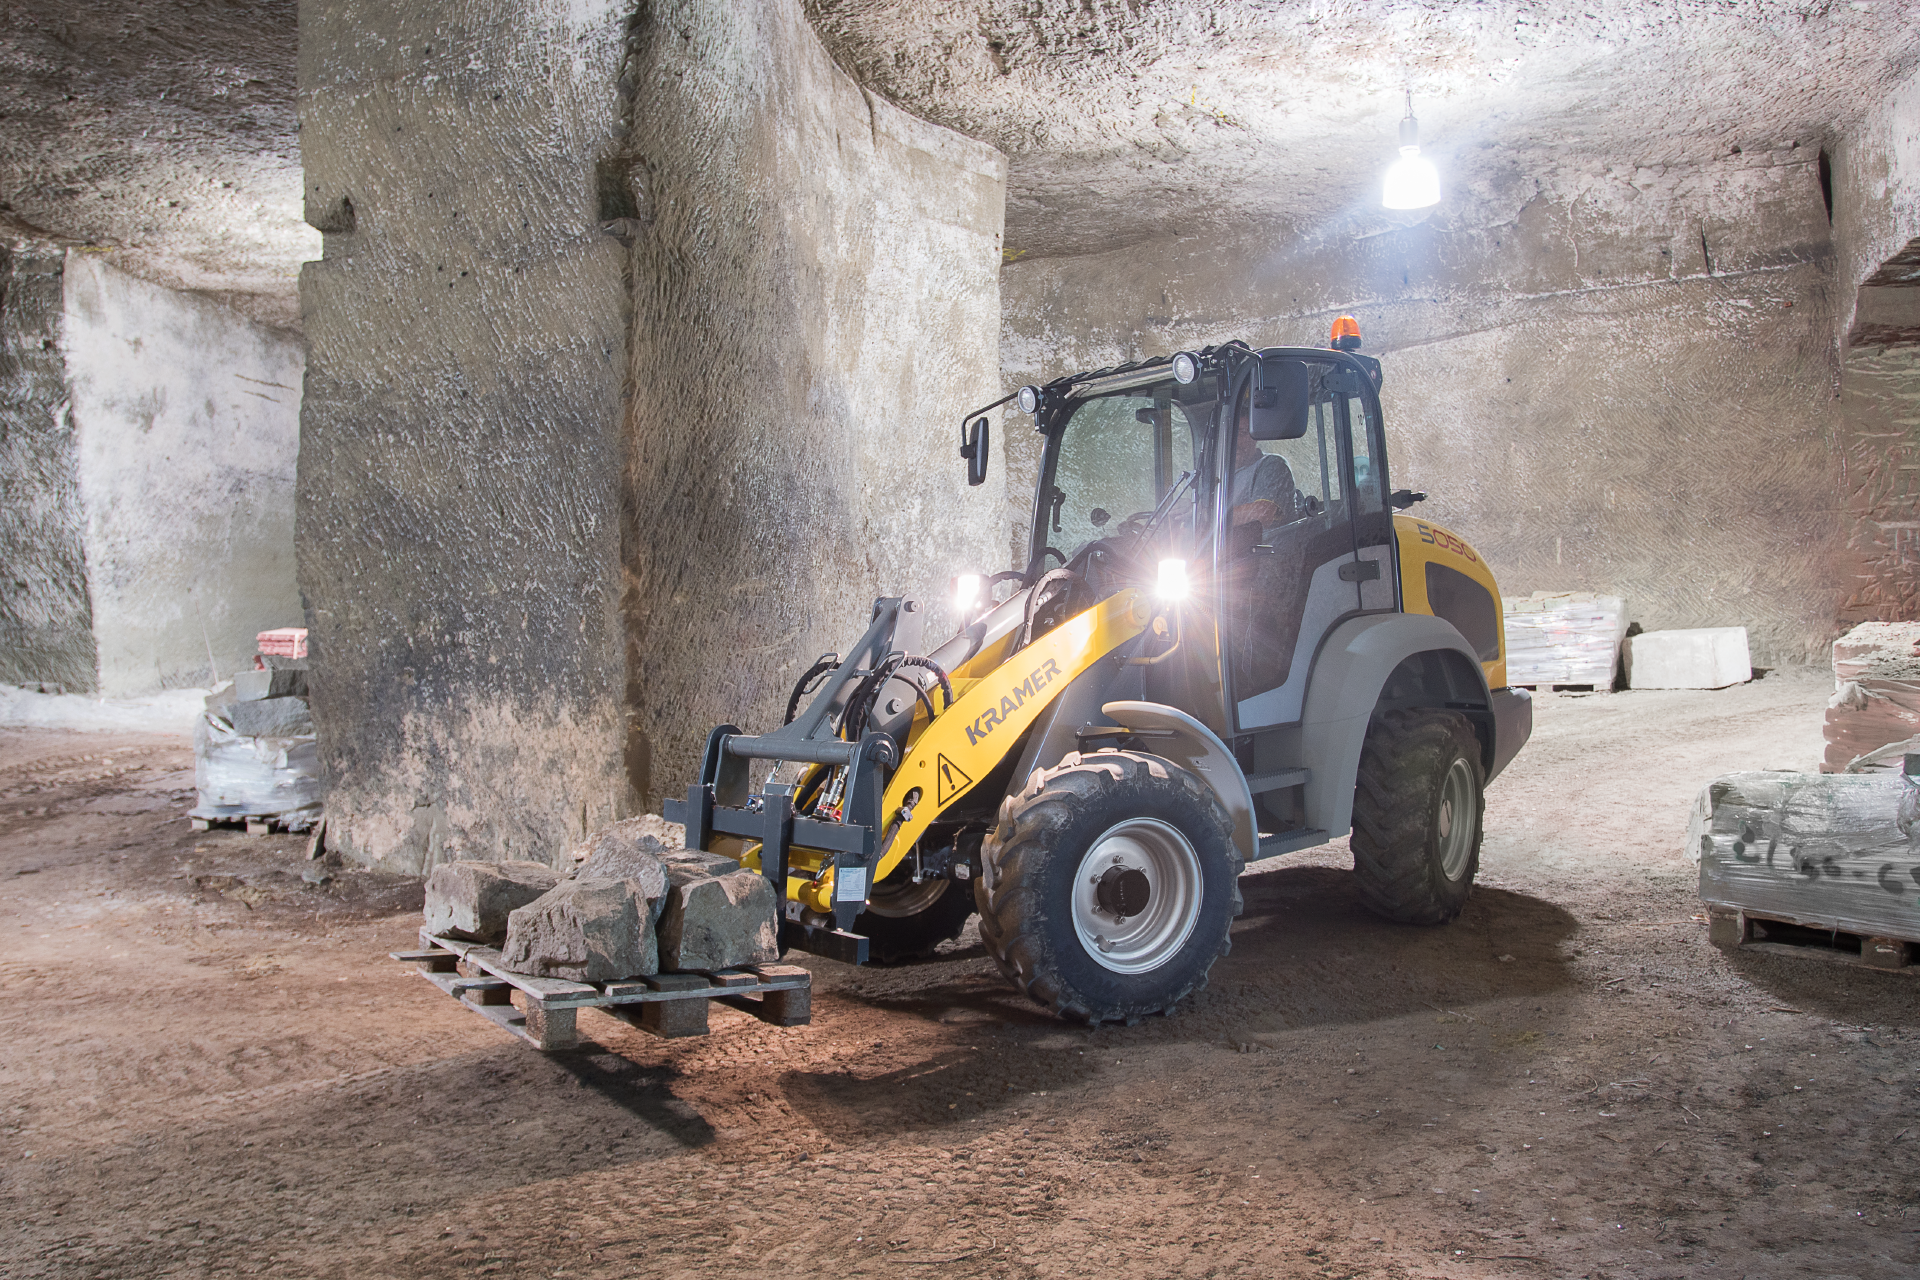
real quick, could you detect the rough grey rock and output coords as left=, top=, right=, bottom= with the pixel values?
left=659, top=847, right=742, bottom=877
left=657, top=868, right=779, bottom=972
left=500, top=877, right=657, bottom=982
left=232, top=667, right=309, bottom=701
left=573, top=821, right=671, bottom=919
left=225, top=695, right=313, bottom=738
left=422, top=859, right=562, bottom=943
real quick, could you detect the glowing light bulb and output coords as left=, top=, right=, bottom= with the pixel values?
left=1382, top=95, right=1440, bottom=211
left=1155, top=559, right=1189, bottom=602
left=953, top=573, right=983, bottom=614
left=1383, top=148, right=1440, bottom=210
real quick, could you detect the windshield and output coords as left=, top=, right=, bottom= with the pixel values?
left=1039, top=373, right=1220, bottom=563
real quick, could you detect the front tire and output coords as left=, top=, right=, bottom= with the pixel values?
left=975, top=750, right=1242, bottom=1024
left=1350, top=709, right=1485, bottom=924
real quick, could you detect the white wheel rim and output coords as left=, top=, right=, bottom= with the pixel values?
left=1437, top=757, right=1478, bottom=881
left=1070, top=817, right=1202, bottom=974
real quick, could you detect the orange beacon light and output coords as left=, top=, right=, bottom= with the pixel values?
left=1330, top=315, right=1362, bottom=351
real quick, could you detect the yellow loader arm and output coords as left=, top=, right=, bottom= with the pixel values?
left=785, top=588, right=1150, bottom=915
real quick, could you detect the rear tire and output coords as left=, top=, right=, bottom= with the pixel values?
left=975, top=750, right=1242, bottom=1024
left=855, top=875, right=976, bottom=963
left=1350, top=708, right=1484, bottom=924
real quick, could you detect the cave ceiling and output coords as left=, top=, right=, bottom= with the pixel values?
left=2, top=1, right=1917, bottom=331
left=807, top=0, right=1920, bottom=258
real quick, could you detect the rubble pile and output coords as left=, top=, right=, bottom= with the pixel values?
left=422, top=816, right=779, bottom=981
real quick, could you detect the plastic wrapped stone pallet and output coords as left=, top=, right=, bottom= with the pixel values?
left=1501, top=592, right=1627, bottom=687
left=190, top=636, right=323, bottom=830
left=1693, top=770, right=1920, bottom=945
left=1823, top=621, right=1920, bottom=773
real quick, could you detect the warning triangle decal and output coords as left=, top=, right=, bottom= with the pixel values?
left=935, top=753, right=974, bottom=807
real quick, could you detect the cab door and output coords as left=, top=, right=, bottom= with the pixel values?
left=1221, top=355, right=1367, bottom=732
left=1337, top=365, right=1398, bottom=613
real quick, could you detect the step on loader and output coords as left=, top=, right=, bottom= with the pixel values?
left=665, top=322, right=1532, bottom=1024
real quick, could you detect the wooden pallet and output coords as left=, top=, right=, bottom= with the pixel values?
left=191, top=813, right=315, bottom=836
left=392, top=930, right=811, bottom=1051
left=1707, top=907, right=1917, bottom=973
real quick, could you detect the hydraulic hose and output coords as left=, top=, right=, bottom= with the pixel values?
left=783, top=652, right=841, bottom=726
left=1012, top=567, right=1081, bottom=653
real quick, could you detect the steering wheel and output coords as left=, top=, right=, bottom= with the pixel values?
left=1114, top=509, right=1158, bottom=539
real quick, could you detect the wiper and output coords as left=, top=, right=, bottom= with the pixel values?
left=1131, top=469, right=1194, bottom=548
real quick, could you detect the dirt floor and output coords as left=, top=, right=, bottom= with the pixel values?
left=2, top=667, right=1916, bottom=1279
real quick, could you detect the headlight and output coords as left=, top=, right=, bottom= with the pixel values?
left=953, top=573, right=983, bottom=614
left=1171, top=351, right=1198, bottom=385
left=1155, top=559, right=1189, bottom=602
left=1016, top=385, right=1040, bottom=415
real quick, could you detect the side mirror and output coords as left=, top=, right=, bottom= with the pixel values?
left=1247, top=356, right=1311, bottom=440
left=1389, top=489, right=1427, bottom=510
left=960, top=416, right=991, bottom=487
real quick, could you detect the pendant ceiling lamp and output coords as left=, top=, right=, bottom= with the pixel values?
left=1382, top=91, right=1441, bottom=210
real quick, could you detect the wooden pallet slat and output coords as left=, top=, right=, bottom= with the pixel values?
left=1708, top=906, right=1917, bottom=973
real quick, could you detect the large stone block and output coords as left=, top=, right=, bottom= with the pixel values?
left=657, top=868, right=779, bottom=972
left=501, top=877, right=657, bottom=983
left=225, top=695, right=314, bottom=738
left=573, top=818, right=671, bottom=913
left=422, top=859, right=563, bottom=943
left=232, top=667, right=309, bottom=701
left=1626, top=627, right=1751, bottom=690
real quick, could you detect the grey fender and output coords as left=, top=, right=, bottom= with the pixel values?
left=1100, top=700, right=1257, bottom=871
left=1269, top=613, right=1488, bottom=841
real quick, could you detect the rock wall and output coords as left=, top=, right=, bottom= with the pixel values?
left=618, top=0, right=1008, bottom=800
left=297, top=0, right=1007, bottom=866
left=1000, top=151, right=1847, bottom=666
left=1829, top=65, right=1920, bottom=624
left=297, top=0, right=635, bottom=870
left=62, top=255, right=305, bottom=696
left=0, top=247, right=94, bottom=691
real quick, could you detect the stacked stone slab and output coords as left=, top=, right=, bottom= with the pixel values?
left=191, top=655, right=322, bottom=830
left=1823, top=621, right=1920, bottom=773
left=1502, top=593, right=1627, bottom=687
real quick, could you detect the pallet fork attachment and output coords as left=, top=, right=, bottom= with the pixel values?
left=664, top=597, right=919, bottom=965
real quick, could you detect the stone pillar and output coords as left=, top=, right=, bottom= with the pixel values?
left=297, top=0, right=1008, bottom=867
left=296, top=0, right=635, bottom=869
left=3, top=248, right=304, bottom=697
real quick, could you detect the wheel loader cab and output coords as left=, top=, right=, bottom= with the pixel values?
left=1025, top=345, right=1401, bottom=744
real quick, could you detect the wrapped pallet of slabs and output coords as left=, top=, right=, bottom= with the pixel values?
left=1822, top=621, right=1920, bottom=773
left=1691, top=768, right=1920, bottom=966
left=190, top=674, right=323, bottom=832
left=1501, top=592, right=1627, bottom=687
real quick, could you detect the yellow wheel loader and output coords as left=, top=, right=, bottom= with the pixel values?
left=663, top=324, right=1531, bottom=1024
